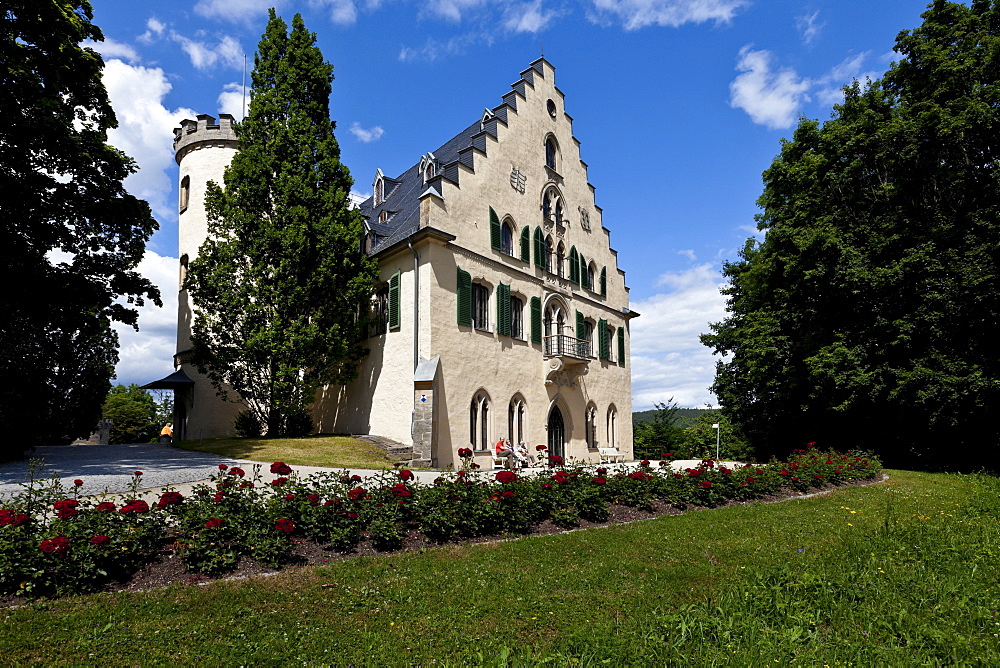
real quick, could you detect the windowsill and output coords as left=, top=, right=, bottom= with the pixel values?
left=473, top=325, right=491, bottom=333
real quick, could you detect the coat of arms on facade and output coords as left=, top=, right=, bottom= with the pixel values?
left=510, top=166, right=527, bottom=194
left=579, top=207, right=591, bottom=231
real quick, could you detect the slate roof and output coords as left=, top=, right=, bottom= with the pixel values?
left=360, top=59, right=551, bottom=256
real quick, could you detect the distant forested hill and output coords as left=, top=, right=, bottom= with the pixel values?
left=633, top=407, right=710, bottom=429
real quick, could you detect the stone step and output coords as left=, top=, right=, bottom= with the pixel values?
left=356, top=435, right=413, bottom=463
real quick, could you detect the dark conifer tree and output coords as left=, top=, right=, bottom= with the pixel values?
left=186, top=11, right=376, bottom=437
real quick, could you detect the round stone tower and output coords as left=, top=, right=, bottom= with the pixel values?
left=171, top=114, right=240, bottom=439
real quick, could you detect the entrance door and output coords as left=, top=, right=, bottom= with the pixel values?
left=547, top=406, right=565, bottom=458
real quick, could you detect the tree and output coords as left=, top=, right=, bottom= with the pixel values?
left=678, top=411, right=751, bottom=462
left=101, top=384, right=158, bottom=444
left=186, top=11, right=376, bottom=437
left=702, top=0, right=1000, bottom=470
left=632, top=400, right=684, bottom=460
left=0, top=1, right=160, bottom=458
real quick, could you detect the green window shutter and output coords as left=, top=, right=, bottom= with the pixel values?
left=457, top=267, right=472, bottom=327
left=496, top=283, right=511, bottom=337
left=569, top=247, right=579, bottom=284
left=388, top=271, right=401, bottom=331
left=533, top=227, right=544, bottom=267
left=576, top=310, right=585, bottom=339
left=489, top=207, right=501, bottom=251
left=580, top=254, right=587, bottom=288
left=530, top=296, right=542, bottom=344
left=598, top=318, right=609, bottom=359
left=600, top=266, right=607, bottom=297
left=617, top=327, right=625, bottom=365
left=519, top=227, right=530, bottom=262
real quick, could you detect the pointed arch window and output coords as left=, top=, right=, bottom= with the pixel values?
left=508, top=396, right=526, bottom=445
left=470, top=392, right=491, bottom=450
left=545, top=136, right=558, bottom=171
left=586, top=405, right=599, bottom=449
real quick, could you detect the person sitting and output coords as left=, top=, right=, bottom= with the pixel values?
left=496, top=438, right=516, bottom=468
left=516, top=442, right=534, bottom=468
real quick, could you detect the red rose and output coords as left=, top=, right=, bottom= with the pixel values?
left=640, top=460, right=650, bottom=467
left=134, top=471, right=143, bottom=476
left=218, top=464, right=228, bottom=471
left=53, top=499, right=79, bottom=518
left=398, top=469, right=414, bottom=482
left=700, top=480, right=712, bottom=489
left=592, top=476, right=607, bottom=485
left=457, top=471, right=467, bottom=478
left=284, top=494, right=296, bottom=501
left=205, top=517, right=224, bottom=529
left=663, top=452, right=674, bottom=458
left=0, top=509, right=30, bottom=527
left=351, top=475, right=362, bottom=482
left=549, top=455, right=564, bottom=466
left=813, top=474, right=823, bottom=479
left=495, top=470, right=517, bottom=483
left=390, top=484, right=412, bottom=498
left=779, top=470, right=790, bottom=476
left=240, top=481, right=254, bottom=489
left=96, top=502, right=116, bottom=513
left=541, top=483, right=553, bottom=490
left=536, top=444, right=547, bottom=451
left=596, top=467, right=607, bottom=475
left=658, top=461, right=668, bottom=467
left=501, top=490, right=515, bottom=498
left=275, top=518, right=295, bottom=534
left=347, top=487, right=367, bottom=500
left=307, top=494, right=320, bottom=504
left=73, top=479, right=83, bottom=487
left=213, top=492, right=225, bottom=502
left=39, top=536, right=70, bottom=555
left=628, top=471, right=650, bottom=481
left=90, top=535, right=110, bottom=546
left=157, top=491, right=184, bottom=509
left=120, top=500, right=149, bottom=514
left=228, top=467, right=246, bottom=477
left=270, top=462, right=292, bottom=475
left=271, top=477, right=288, bottom=487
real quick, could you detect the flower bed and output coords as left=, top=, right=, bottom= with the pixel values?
left=0, top=446, right=881, bottom=597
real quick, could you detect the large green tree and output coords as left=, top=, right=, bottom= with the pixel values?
left=186, top=11, right=375, bottom=437
left=0, top=1, right=160, bottom=458
left=702, top=0, right=1000, bottom=470
left=101, top=384, right=158, bottom=445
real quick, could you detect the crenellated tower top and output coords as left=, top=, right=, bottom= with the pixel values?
left=173, top=113, right=239, bottom=164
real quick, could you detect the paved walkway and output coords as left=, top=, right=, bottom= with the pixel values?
left=0, top=443, right=735, bottom=502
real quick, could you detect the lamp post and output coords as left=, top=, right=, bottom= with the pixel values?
left=712, top=423, right=720, bottom=460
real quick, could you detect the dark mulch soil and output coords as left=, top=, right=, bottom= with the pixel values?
left=2, top=475, right=887, bottom=604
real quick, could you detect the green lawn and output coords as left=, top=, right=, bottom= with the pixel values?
left=3, top=469, right=999, bottom=665
left=175, top=434, right=395, bottom=469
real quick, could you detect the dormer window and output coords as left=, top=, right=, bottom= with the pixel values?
left=379, top=210, right=389, bottom=224
left=373, top=169, right=385, bottom=206
left=419, top=152, right=437, bottom=184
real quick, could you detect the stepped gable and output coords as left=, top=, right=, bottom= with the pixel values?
left=362, top=58, right=553, bottom=256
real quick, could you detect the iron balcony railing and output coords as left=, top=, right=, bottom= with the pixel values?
left=544, top=334, right=591, bottom=360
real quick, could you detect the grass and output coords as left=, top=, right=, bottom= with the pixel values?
left=4, top=469, right=1000, bottom=665
left=174, top=434, right=395, bottom=469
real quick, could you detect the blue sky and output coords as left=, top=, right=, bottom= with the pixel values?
left=90, top=0, right=936, bottom=408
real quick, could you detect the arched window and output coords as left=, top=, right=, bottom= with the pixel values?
left=584, top=320, right=595, bottom=357
left=545, top=136, right=558, bottom=171
left=586, top=405, right=599, bottom=449
left=544, top=235, right=553, bottom=273
left=470, top=391, right=490, bottom=450
left=586, top=262, right=596, bottom=290
left=510, top=294, right=524, bottom=339
left=179, top=254, right=189, bottom=290
left=424, top=163, right=434, bottom=182
left=472, top=283, right=490, bottom=331
left=374, top=171, right=385, bottom=205
left=508, top=395, right=526, bottom=445
left=179, top=175, right=190, bottom=212
left=379, top=210, right=389, bottom=224
left=556, top=241, right=565, bottom=278
left=544, top=302, right=566, bottom=355
left=501, top=220, right=514, bottom=256
left=555, top=200, right=563, bottom=226
left=607, top=406, right=618, bottom=449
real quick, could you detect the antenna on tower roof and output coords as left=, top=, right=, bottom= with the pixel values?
left=540, top=40, right=544, bottom=58
left=242, top=54, right=247, bottom=119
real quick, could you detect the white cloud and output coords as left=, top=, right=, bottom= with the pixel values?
left=138, top=17, right=166, bottom=43
left=101, top=59, right=198, bottom=224
left=399, top=32, right=492, bottom=62
left=678, top=249, right=697, bottom=262
left=630, top=263, right=728, bottom=409
left=503, top=0, right=558, bottom=33
left=795, top=10, right=823, bottom=45
left=422, top=0, right=489, bottom=22
left=195, top=0, right=282, bottom=23
left=218, top=82, right=247, bottom=118
left=350, top=122, right=385, bottom=143
left=112, top=251, right=179, bottom=386
left=814, top=52, right=877, bottom=105
left=588, top=0, right=747, bottom=30
left=172, top=32, right=244, bottom=71
left=86, top=38, right=141, bottom=64
left=311, top=0, right=359, bottom=25
left=729, top=45, right=810, bottom=129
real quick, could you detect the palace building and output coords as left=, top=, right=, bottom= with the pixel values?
left=161, top=58, right=636, bottom=469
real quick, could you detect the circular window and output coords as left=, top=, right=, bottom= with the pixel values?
left=546, top=99, right=557, bottom=118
